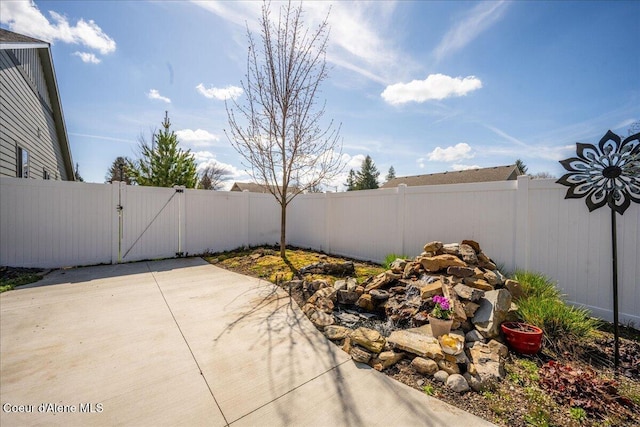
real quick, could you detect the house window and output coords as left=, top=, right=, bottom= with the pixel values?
left=17, top=146, right=29, bottom=178
left=43, top=168, right=50, bottom=180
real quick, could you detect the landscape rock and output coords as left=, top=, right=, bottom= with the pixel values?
left=387, top=329, right=444, bottom=360
left=324, top=325, right=351, bottom=341
left=310, top=310, right=334, bottom=329
left=402, top=261, right=422, bottom=279
left=469, top=341, right=506, bottom=387
left=355, top=293, right=375, bottom=311
left=418, top=280, right=443, bottom=300
left=465, top=330, right=485, bottom=343
left=315, top=296, right=335, bottom=313
left=423, top=241, right=443, bottom=253
left=504, top=279, right=523, bottom=299
left=410, top=357, right=439, bottom=375
left=370, top=289, right=390, bottom=301
left=461, top=240, right=481, bottom=253
left=371, top=351, right=404, bottom=370
left=433, top=370, right=450, bottom=383
left=472, top=289, right=512, bottom=338
left=453, top=283, right=484, bottom=301
left=483, top=270, right=500, bottom=286
left=420, top=255, right=467, bottom=273
left=437, top=358, right=460, bottom=375
left=389, top=259, right=407, bottom=274
left=337, top=289, right=360, bottom=305
left=441, top=243, right=460, bottom=255
left=459, top=244, right=478, bottom=265
left=308, top=287, right=337, bottom=304
left=300, top=261, right=355, bottom=276
left=488, top=339, right=509, bottom=358
left=350, top=327, right=386, bottom=354
left=463, top=277, right=494, bottom=291
left=335, top=312, right=359, bottom=326
left=463, top=372, right=484, bottom=392
left=350, top=346, right=372, bottom=364
left=463, top=301, right=481, bottom=318
left=477, top=252, right=497, bottom=270
left=447, top=374, right=470, bottom=393
left=447, top=266, right=475, bottom=278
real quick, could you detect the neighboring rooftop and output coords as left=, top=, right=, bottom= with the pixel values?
left=0, top=28, right=48, bottom=46
left=381, top=164, right=523, bottom=188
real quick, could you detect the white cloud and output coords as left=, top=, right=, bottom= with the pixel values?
left=196, top=84, right=243, bottom=100
left=147, top=89, right=171, bottom=104
left=0, top=0, right=116, bottom=55
left=428, top=143, right=474, bottom=162
left=451, top=164, right=481, bottom=171
left=417, top=157, right=426, bottom=169
left=73, top=51, right=100, bottom=64
left=175, top=129, right=220, bottom=147
left=433, top=1, right=509, bottom=61
left=191, top=1, right=412, bottom=85
left=194, top=153, right=247, bottom=190
left=381, top=74, right=482, bottom=105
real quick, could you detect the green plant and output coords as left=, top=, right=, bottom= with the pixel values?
left=382, top=253, right=407, bottom=269
left=570, top=407, right=587, bottom=422
left=0, top=273, right=41, bottom=293
left=524, top=406, right=550, bottom=427
left=511, top=271, right=600, bottom=350
left=422, top=384, right=435, bottom=396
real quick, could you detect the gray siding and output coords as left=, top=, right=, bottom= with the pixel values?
left=0, top=49, right=68, bottom=180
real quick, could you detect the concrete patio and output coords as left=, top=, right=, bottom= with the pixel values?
left=0, top=258, right=494, bottom=426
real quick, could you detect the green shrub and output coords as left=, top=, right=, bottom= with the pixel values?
left=512, top=270, right=560, bottom=300
left=0, top=273, right=41, bottom=293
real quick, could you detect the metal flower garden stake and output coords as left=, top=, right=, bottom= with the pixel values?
left=557, top=130, right=640, bottom=370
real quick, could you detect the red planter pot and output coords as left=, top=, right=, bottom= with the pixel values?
left=500, top=322, right=543, bottom=355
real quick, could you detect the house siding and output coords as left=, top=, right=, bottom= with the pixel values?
left=0, top=49, right=68, bottom=180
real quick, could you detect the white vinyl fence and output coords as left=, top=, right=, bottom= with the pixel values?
left=1, top=176, right=638, bottom=324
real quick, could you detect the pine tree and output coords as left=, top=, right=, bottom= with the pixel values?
left=386, top=165, right=396, bottom=182
left=345, top=169, right=357, bottom=191
left=355, top=155, right=379, bottom=190
left=515, top=159, right=528, bottom=175
left=128, top=112, right=198, bottom=188
left=105, top=156, right=132, bottom=184
left=74, top=163, right=84, bottom=182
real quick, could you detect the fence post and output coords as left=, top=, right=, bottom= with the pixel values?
left=396, top=184, right=407, bottom=256
left=324, top=191, right=331, bottom=254
left=243, top=190, right=251, bottom=248
left=515, top=175, right=530, bottom=271
left=174, top=186, right=186, bottom=256
left=111, top=181, right=122, bottom=264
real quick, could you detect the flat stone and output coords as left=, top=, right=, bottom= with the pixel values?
left=463, top=277, right=494, bottom=291
left=477, top=252, right=497, bottom=270
left=350, top=346, right=372, bottom=364
left=447, top=374, right=470, bottom=393
left=410, top=357, right=438, bottom=375
left=324, top=325, right=351, bottom=341
left=418, top=280, right=443, bottom=300
left=387, top=330, right=444, bottom=360
left=465, top=330, right=485, bottom=343
left=441, top=243, right=460, bottom=256
left=447, top=266, right=475, bottom=278
left=349, top=327, right=386, bottom=354
left=463, top=301, right=481, bottom=317
left=315, top=296, right=334, bottom=313
left=453, top=284, right=484, bottom=301
left=370, top=289, right=390, bottom=301
left=337, top=289, right=359, bottom=305
left=335, top=312, right=359, bottom=325
left=483, top=270, right=500, bottom=286
left=402, top=261, right=422, bottom=279
left=469, top=342, right=506, bottom=387
left=488, top=339, right=509, bottom=358
left=420, top=255, right=467, bottom=273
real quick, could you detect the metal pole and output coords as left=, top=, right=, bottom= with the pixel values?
left=611, top=208, right=619, bottom=371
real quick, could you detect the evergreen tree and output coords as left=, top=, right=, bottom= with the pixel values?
left=386, top=165, right=396, bottom=182
left=355, top=155, right=379, bottom=190
left=74, top=163, right=84, bottom=182
left=128, top=112, right=198, bottom=188
left=515, top=159, right=528, bottom=175
left=345, top=169, right=357, bottom=191
left=105, top=156, right=132, bottom=184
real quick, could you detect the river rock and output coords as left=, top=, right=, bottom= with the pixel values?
left=350, top=327, right=386, bottom=354
left=433, top=370, right=449, bottom=383
left=447, top=374, right=470, bottom=393
left=411, top=357, right=438, bottom=375
left=463, top=372, right=484, bottom=392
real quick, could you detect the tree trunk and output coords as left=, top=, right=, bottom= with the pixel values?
left=280, top=202, right=287, bottom=259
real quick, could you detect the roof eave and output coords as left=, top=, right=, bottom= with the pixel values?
left=37, top=47, right=75, bottom=180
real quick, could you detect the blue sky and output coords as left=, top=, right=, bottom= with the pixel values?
left=2, top=0, right=638, bottom=188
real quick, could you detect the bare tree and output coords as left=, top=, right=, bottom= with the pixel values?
left=198, top=164, right=232, bottom=190
left=226, top=1, right=342, bottom=259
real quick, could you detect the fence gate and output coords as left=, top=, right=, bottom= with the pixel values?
left=116, top=184, right=185, bottom=263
